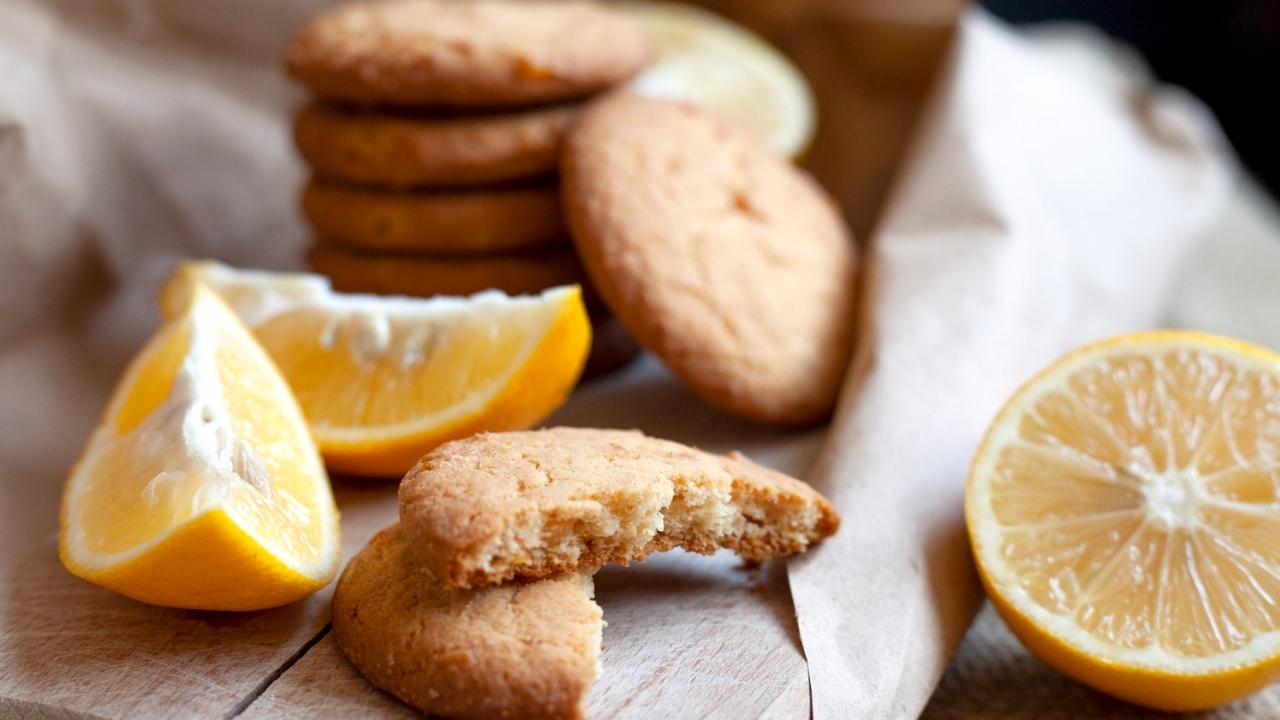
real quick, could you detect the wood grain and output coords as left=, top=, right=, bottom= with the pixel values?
left=240, top=551, right=810, bottom=719
left=0, top=542, right=330, bottom=720
left=239, top=634, right=416, bottom=720
left=587, top=552, right=809, bottom=720
left=0, top=478, right=401, bottom=720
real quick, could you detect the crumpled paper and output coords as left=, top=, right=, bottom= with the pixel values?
left=3, top=0, right=1280, bottom=718
left=789, top=9, right=1239, bottom=718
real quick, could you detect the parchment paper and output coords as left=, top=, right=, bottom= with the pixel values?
left=3, top=0, right=1280, bottom=718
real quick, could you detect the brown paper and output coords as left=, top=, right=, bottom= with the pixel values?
left=3, top=0, right=1280, bottom=718
left=789, top=11, right=1237, bottom=719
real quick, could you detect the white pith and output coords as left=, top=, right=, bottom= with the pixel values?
left=65, top=296, right=337, bottom=578
left=181, top=262, right=575, bottom=445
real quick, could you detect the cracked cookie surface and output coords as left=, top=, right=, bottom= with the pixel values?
left=562, top=94, right=858, bottom=425
left=286, top=0, right=653, bottom=107
left=333, top=523, right=602, bottom=720
left=398, top=427, right=840, bottom=588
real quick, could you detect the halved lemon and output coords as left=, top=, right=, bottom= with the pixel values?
left=161, top=261, right=591, bottom=478
left=967, top=330, right=1280, bottom=710
left=60, top=285, right=340, bottom=611
left=621, top=1, right=815, bottom=158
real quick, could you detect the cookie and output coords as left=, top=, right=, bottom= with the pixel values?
left=295, top=103, right=576, bottom=189
left=307, top=244, right=586, bottom=297
left=333, top=524, right=602, bottom=720
left=399, top=427, right=840, bottom=588
left=285, top=0, right=654, bottom=107
left=302, top=181, right=567, bottom=254
left=562, top=94, right=858, bottom=425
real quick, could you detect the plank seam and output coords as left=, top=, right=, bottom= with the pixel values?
left=224, top=623, right=332, bottom=719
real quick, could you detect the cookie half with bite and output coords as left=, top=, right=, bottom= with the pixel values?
left=399, top=427, right=840, bottom=588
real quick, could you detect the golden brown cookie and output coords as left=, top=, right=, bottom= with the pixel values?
left=307, top=244, right=586, bottom=297
left=285, top=0, right=654, bottom=107
left=295, top=103, right=575, bottom=189
left=333, top=524, right=602, bottom=720
left=562, top=94, right=858, bottom=426
left=399, top=427, right=840, bottom=588
left=302, top=181, right=568, bottom=254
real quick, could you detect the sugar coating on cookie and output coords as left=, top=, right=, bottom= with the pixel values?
left=399, top=427, right=841, bottom=588
left=562, top=94, right=858, bottom=425
left=294, top=103, right=576, bottom=188
left=302, top=180, right=567, bottom=254
left=333, top=524, right=602, bottom=720
left=286, top=0, right=654, bottom=107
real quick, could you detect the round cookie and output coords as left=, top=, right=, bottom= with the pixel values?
left=302, top=181, right=567, bottom=254
left=333, top=524, right=602, bottom=720
left=307, top=244, right=587, bottom=298
left=295, top=103, right=576, bottom=189
left=399, top=427, right=841, bottom=588
left=286, top=0, right=654, bottom=107
left=562, top=94, right=858, bottom=426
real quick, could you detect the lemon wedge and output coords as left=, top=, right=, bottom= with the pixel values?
left=60, top=286, right=339, bottom=611
left=622, top=1, right=815, bottom=158
left=162, top=261, right=591, bottom=478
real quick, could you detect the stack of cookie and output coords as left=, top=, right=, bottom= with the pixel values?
left=284, top=0, right=654, bottom=375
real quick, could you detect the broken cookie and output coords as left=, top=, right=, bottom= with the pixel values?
left=398, top=427, right=840, bottom=588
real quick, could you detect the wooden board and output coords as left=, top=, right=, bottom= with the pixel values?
left=0, top=541, right=330, bottom=719
left=0, top=481, right=397, bottom=720
left=239, top=552, right=809, bottom=720
left=0, top=357, right=821, bottom=719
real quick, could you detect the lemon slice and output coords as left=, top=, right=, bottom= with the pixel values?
left=621, top=1, right=815, bottom=158
left=967, top=331, right=1280, bottom=710
left=60, top=286, right=339, bottom=611
left=162, top=261, right=591, bottom=478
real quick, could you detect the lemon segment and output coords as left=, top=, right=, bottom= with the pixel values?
left=621, top=1, right=816, bottom=158
left=967, top=330, right=1280, bottom=710
left=60, top=287, right=339, bottom=611
left=163, top=262, right=591, bottom=478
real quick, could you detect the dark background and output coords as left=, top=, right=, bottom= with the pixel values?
left=986, top=0, right=1280, bottom=199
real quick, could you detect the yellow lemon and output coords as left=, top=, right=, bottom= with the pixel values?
left=162, top=261, right=591, bottom=478
left=60, top=285, right=339, bottom=611
left=622, top=1, right=816, bottom=158
left=967, top=330, right=1280, bottom=710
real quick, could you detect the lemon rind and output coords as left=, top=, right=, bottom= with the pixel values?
left=178, top=262, right=584, bottom=447
left=61, top=290, right=339, bottom=584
